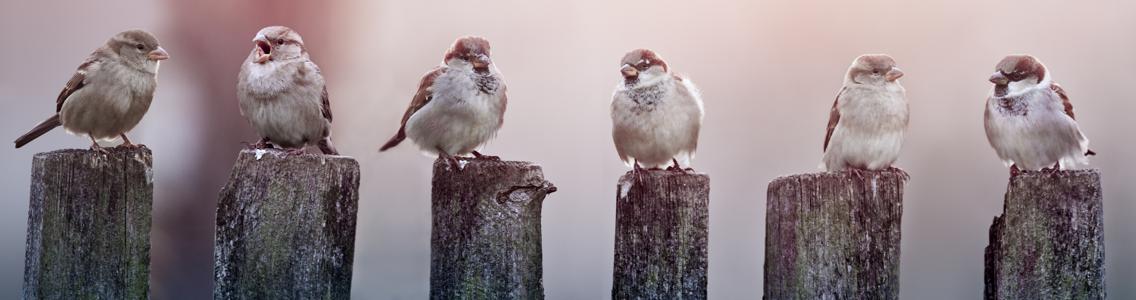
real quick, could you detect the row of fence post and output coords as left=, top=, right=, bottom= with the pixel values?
left=21, top=147, right=1105, bottom=299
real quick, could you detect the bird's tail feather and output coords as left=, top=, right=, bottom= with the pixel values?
left=379, top=129, right=405, bottom=152
left=14, top=115, right=61, bottom=148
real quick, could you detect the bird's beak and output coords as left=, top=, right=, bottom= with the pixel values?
left=148, top=47, right=170, bottom=61
left=471, top=56, right=490, bottom=72
left=621, top=65, right=638, bottom=79
left=254, top=38, right=272, bottom=64
left=989, top=72, right=1009, bottom=85
left=885, top=67, right=904, bottom=82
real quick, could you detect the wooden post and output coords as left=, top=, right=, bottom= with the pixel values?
left=984, top=170, right=1105, bottom=300
left=763, top=169, right=907, bottom=299
left=23, top=147, right=153, bottom=299
left=611, top=170, right=710, bottom=299
left=430, top=157, right=557, bottom=300
left=213, top=149, right=360, bottom=299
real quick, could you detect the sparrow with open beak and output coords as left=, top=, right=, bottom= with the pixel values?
left=984, top=55, right=1093, bottom=175
left=610, top=49, right=704, bottom=171
left=14, top=30, right=168, bottom=150
left=237, top=26, right=338, bottom=155
left=821, top=54, right=908, bottom=171
left=380, top=36, right=507, bottom=163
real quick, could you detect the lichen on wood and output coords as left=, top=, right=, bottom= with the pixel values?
left=430, top=157, right=557, bottom=300
left=213, top=149, right=360, bottom=299
left=763, top=168, right=907, bottom=300
left=23, top=147, right=154, bottom=299
left=984, top=169, right=1104, bottom=300
left=611, top=170, right=710, bottom=300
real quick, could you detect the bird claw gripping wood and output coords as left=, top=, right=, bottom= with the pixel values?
left=471, top=151, right=500, bottom=161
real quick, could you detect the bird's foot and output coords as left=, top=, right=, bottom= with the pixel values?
left=666, top=158, right=689, bottom=173
left=886, top=166, right=910, bottom=180
left=285, top=147, right=307, bottom=156
left=846, top=168, right=867, bottom=180
left=1041, top=163, right=1061, bottom=174
left=437, top=149, right=462, bottom=171
left=242, top=139, right=271, bottom=150
left=1009, top=164, right=1022, bottom=177
left=471, top=151, right=500, bottom=161
left=117, top=134, right=144, bottom=149
left=89, top=143, right=109, bottom=154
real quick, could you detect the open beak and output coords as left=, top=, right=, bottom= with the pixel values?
left=621, top=65, right=638, bottom=79
left=148, top=47, right=169, bottom=61
left=989, top=72, right=1009, bottom=85
left=885, top=67, right=904, bottom=82
left=254, top=38, right=272, bottom=64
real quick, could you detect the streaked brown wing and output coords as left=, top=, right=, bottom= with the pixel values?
left=823, top=87, right=846, bottom=151
left=321, top=86, right=333, bottom=122
left=380, top=67, right=445, bottom=151
left=1050, top=83, right=1075, bottom=119
left=56, top=58, right=98, bottom=112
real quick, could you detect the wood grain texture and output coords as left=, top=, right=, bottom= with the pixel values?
left=984, top=169, right=1104, bottom=300
left=764, top=169, right=907, bottom=300
left=430, top=157, right=557, bottom=300
left=612, top=170, right=710, bottom=300
left=23, top=147, right=153, bottom=299
left=213, top=149, right=360, bottom=299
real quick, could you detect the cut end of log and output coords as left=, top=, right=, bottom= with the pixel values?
left=24, top=146, right=153, bottom=299
left=430, top=156, right=555, bottom=299
left=985, top=169, right=1104, bottom=300
left=764, top=168, right=906, bottom=299
left=214, top=149, right=361, bottom=298
left=612, top=169, right=710, bottom=299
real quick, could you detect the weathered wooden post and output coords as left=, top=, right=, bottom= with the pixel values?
left=763, top=169, right=907, bottom=299
left=430, top=157, right=557, bottom=299
left=984, top=170, right=1105, bottom=299
left=23, top=147, right=153, bottom=299
left=213, top=149, right=360, bottom=299
left=611, top=170, right=710, bottom=299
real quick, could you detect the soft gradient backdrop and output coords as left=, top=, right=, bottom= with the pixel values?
left=1, top=0, right=1133, bottom=299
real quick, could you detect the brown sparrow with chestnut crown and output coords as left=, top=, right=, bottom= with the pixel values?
left=380, top=36, right=507, bottom=162
left=14, top=30, right=169, bottom=150
left=984, top=55, right=1093, bottom=175
left=237, top=26, right=338, bottom=155
left=610, top=49, right=704, bottom=171
left=821, top=54, right=908, bottom=172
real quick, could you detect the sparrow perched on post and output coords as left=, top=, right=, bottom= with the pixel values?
left=821, top=54, right=908, bottom=172
left=984, top=55, right=1093, bottom=174
left=610, top=49, right=704, bottom=171
left=379, top=36, right=507, bottom=162
left=237, top=26, right=338, bottom=155
left=13, top=30, right=169, bottom=150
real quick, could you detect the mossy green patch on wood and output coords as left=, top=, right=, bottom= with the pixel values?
left=23, top=147, right=153, bottom=299
left=764, top=169, right=906, bottom=300
left=213, top=149, right=360, bottom=299
left=430, top=157, right=556, bottom=300
left=612, top=170, right=710, bottom=300
left=984, top=169, right=1104, bottom=300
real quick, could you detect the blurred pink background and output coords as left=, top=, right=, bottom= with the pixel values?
left=2, top=0, right=1133, bottom=298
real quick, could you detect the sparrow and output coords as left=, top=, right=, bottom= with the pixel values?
left=13, top=30, right=169, bottom=150
left=237, top=26, right=338, bottom=155
left=610, top=49, right=704, bottom=171
left=379, top=36, right=507, bottom=162
left=821, top=54, right=908, bottom=172
left=984, top=55, right=1094, bottom=174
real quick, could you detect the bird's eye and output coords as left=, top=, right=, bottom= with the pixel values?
left=136, top=44, right=145, bottom=50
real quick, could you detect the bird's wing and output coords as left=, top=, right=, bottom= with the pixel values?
left=1050, top=83, right=1096, bottom=156
left=56, top=56, right=100, bottom=112
left=1050, top=83, right=1075, bottom=120
left=497, top=80, right=508, bottom=128
left=380, top=66, right=445, bottom=151
left=823, top=87, right=847, bottom=151
left=321, top=86, right=333, bottom=122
